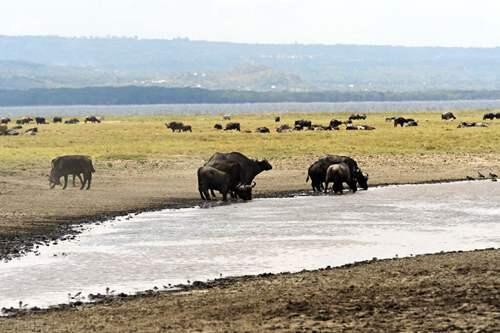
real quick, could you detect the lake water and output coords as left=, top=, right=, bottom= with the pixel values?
left=1, top=100, right=500, bottom=117
left=1, top=181, right=499, bottom=310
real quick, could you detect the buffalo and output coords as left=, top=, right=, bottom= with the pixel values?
left=165, top=121, right=184, bottom=132
left=16, top=117, right=33, bottom=125
left=256, top=127, right=270, bottom=133
left=224, top=122, right=241, bottom=131
left=49, top=155, right=95, bottom=190
left=349, top=113, right=367, bottom=121
left=496, top=113, right=500, bottom=119
left=441, top=112, right=456, bottom=120
left=205, top=152, right=272, bottom=186
left=65, top=118, right=80, bottom=124
left=324, top=162, right=357, bottom=194
left=294, top=119, right=312, bottom=130
left=329, top=119, right=343, bottom=129
left=275, top=116, right=281, bottom=122
left=306, top=155, right=368, bottom=192
left=181, top=125, right=192, bottom=132
left=404, top=120, right=418, bottom=127
left=276, top=124, right=292, bottom=133
left=197, top=166, right=254, bottom=201
left=85, top=116, right=101, bottom=123
left=483, top=113, right=496, bottom=120
left=214, top=123, right=223, bottom=130
left=223, top=114, right=231, bottom=120
left=1, top=117, right=11, bottom=124
left=394, top=117, right=417, bottom=127
left=35, top=117, right=47, bottom=125
left=53, top=116, right=63, bottom=123
left=457, top=122, right=488, bottom=128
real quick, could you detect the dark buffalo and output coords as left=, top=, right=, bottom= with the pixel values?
left=404, top=120, right=418, bottom=127
left=214, top=123, right=223, bottom=130
left=394, top=117, right=416, bottom=127
left=205, top=152, right=272, bottom=186
left=35, top=117, right=47, bottom=125
left=65, top=118, right=80, bottom=124
left=275, top=116, right=281, bottom=122
left=256, top=127, right=270, bottom=133
left=197, top=166, right=254, bottom=201
left=16, top=117, right=33, bottom=125
left=294, top=119, right=312, bottom=130
left=496, top=113, right=500, bottom=119
left=85, top=116, right=101, bottom=123
left=324, top=162, right=357, bottom=194
left=329, top=119, right=343, bottom=129
left=457, top=122, right=488, bottom=128
left=224, top=122, right=241, bottom=131
left=1, top=117, right=11, bottom=124
left=441, top=112, right=456, bottom=120
left=483, top=113, right=496, bottom=120
left=306, top=155, right=368, bottom=192
left=49, top=155, right=95, bottom=190
left=25, top=127, right=38, bottom=135
left=349, top=113, right=367, bottom=121
left=165, top=121, right=184, bottom=132
left=181, top=125, right=192, bottom=132
left=53, top=116, right=63, bottom=123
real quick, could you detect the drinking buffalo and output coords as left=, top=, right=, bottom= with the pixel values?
left=324, top=162, right=357, bottom=194
left=224, top=122, right=241, bottom=131
left=306, top=155, right=368, bottom=192
left=205, top=152, right=272, bottom=185
left=441, top=112, right=456, bottom=120
left=49, top=155, right=95, bottom=190
left=197, top=166, right=254, bottom=201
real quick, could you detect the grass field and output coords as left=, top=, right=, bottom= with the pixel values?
left=0, top=111, right=499, bottom=172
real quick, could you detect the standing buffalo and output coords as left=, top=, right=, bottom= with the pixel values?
left=16, top=117, right=33, bottom=125
left=197, top=166, right=254, bottom=201
left=329, top=119, right=343, bottom=129
left=306, top=155, right=368, bottom=192
left=294, top=120, right=312, bottom=130
left=53, top=116, right=63, bottom=123
left=214, top=123, right=223, bottom=130
left=1, top=117, right=11, bottom=124
left=275, top=116, right=281, bottom=122
left=441, top=112, right=456, bottom=120
left=35, top=117, right=47, bottom=125
left=49, top=155, right=95, bottom=190
left=165, top=121, right=186, bottom=132
left=85, top=116, right=101, bottom=123
left=393, top=117, right=417, bottom=127
left=349, top=114, right=367, bottom=121
left=324, top=162, right=357, bottom=194
left=483, top=113, right=496, bottom=120
left=205, top=152, right=272, bottom=185
left=224, top=122, right=241, bottom=131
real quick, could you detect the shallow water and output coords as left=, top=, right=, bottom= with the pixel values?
left=1, top=181, right=499, bottom=310
left=1, top=100, right=500, bottom=117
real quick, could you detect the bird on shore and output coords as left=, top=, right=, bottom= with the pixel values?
left=477, top=171, right=485, bottom=178
left=466, top=176, right=474, bottom=180
left=489, top=172, right=498, bottom=179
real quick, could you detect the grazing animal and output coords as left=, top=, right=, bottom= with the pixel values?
left=16, top=117, right=33, bottom=125
left=53, top=116, right=63, bottom=123
left=349, top=113, right=367, bottom=121
left=306, top=155, right=368, bottom=192
left=1, top=117, right=11, bottom=124
left=84, top=116, right=101, bottom=123
left=496, top=113, right=500, bottom=119
left=223, top=114, right=231, bottom=120
left=324, top=162, right=357, bottom=194
left=35, top=117, right=47, bottom=125
left=214, top=123, right=223, bottom=130
left=441, top=112, right=456, bottom=120
left=181, top=125, right=192, bottom=132
left=329, top=119, right=343, bottom=129
left=49, top=155, right=95, bottom=190
left=275, top=116, right=281, bottom=122
left=276, top=124, right=292, bottom=133
left=64, top=118, right=80, bottom=124
left=483, top=113, right=496, bottom=120
left=294, top=119, right=312, bottom=130
left=256, top=127, right=270, bottom=133
left=224, top=122, right=241, bottom=131
left=404, top=120, right=418, bottom=127
left=165, top=121, right=185, bottom=132
left=205, top=152, right=272, bottom=186
left=197, top=166, right=255, bottom=201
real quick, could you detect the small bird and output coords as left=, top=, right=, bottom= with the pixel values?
left=478, top=171, right=485, bottom=178
left=466, top=176, right=474, bottom=180
left=489, top=172, right=498, bottom=178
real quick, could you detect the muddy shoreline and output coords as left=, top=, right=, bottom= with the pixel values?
left=0, top=176, right=488, bottom=263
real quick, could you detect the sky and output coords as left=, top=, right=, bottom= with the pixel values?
left=1, top=0, right=500, bottom=47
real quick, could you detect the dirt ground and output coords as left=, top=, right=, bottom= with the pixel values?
left=1, top=249, right=499, bottom=332
left=1, top=152, right=499, bottom=259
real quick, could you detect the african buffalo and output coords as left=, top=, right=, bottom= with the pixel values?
left=205, top=152, right=272, bottom=186
left=324, top=162, right=357, bottom=194
left=394, top=117, right=417, bottom=127
left=214, top=123, right=223, bottom=130
left=85, top=116, right=101, bottom=123
left=404, top=120, right=418, bottom=127
left=256, top=127, right=270, bottom=133
left=181, top=125, right=192, bottom=132
left=496, top=113, right=500, bottom=119
left=306, top=155, right=368, bottom=192
left=53, top=116, right=63, bottom=123
left=329, top=119, right=343, bottom=129
left=64, top=118, right=80, bottom=124
left=483, top=113, right=495, bottom=120
left=276, top=124, right=292, bottom=133
left=441, top=112, right=456, bottom=120
left=294, top=119, right=312, bottom=130
left=224, top=122, right=241, bottom=131
left=197, top=166, right=254, bottom=201
left=49, top=155, right=95, bottom=190
left=1, top=117, right=11, bottom=124
left=349, top=113, right=367, bottom=121
left=457, top=122, right=488, bottom=128
left=165, top=121, right=184, bottom=132
left=16, top=117, right=33, bottom=125
left=275, top=116, right=281, bottom=122
left=35, top=117, right=47, bottom=125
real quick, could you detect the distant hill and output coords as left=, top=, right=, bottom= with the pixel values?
left=1, top=36, right=500, bottom=91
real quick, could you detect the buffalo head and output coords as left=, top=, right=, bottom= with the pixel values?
left=235, top=182, right=256, bottom=200
left=258, top=159, right=272, bottom=171
left=357, top=171, right=369, bottom=190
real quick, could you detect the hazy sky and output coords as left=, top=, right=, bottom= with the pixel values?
left=1, top=0, right=500, bottom=47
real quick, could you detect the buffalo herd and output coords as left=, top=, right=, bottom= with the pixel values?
left=0, top=115, right=102, bottom=136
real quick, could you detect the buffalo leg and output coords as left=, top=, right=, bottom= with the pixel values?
left=199, top=190, right=206, bottom=200
left=349, top=181, right=357, bottom=193
left=63, top=175, right=68, bottom=189
left=210, top=189, right=217, bottom=197
left=222, top=191, right=228, bottom=201
left=49, top=182, right=56, bottom=189
left=86, top=172, right=92, bottom=190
